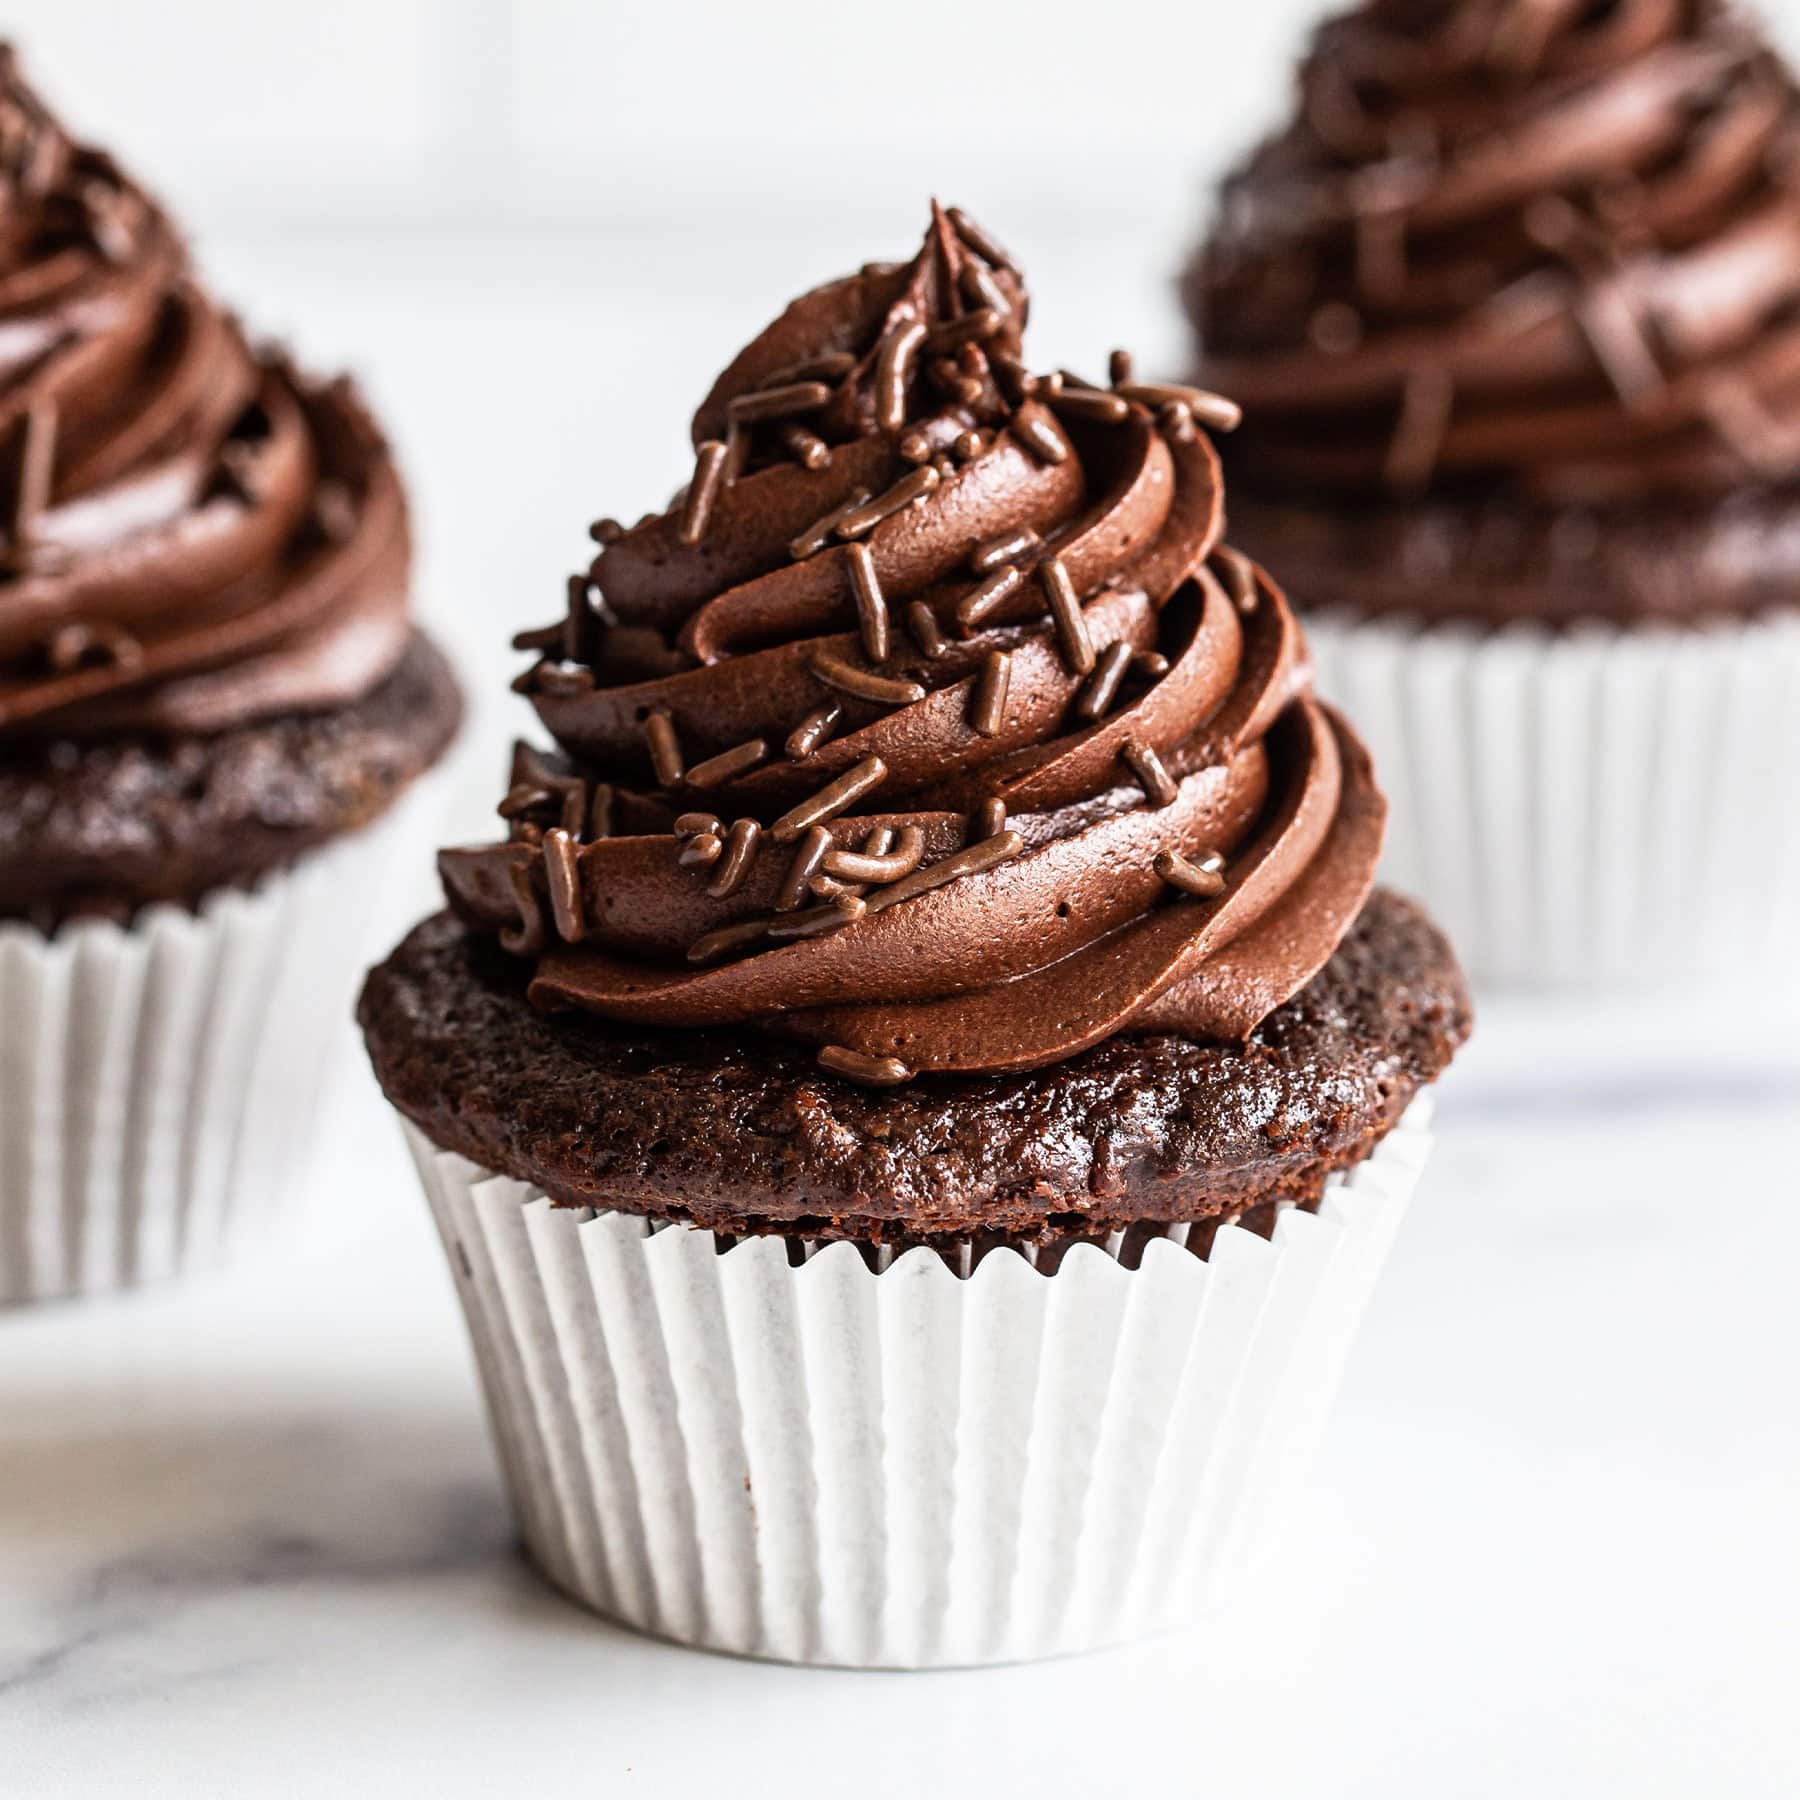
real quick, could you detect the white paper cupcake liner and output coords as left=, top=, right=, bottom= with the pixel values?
left=404, top=1095, right=1434, bottom=1669
left=1305, top=607, right=1800, bottom=988
left=0, top=769, right=447, bottom=1304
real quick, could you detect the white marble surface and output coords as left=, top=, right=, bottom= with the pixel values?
left=4, top=227, right=1800, bottom=1796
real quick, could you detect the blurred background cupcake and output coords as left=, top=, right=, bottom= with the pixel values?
left=360, top=208, right=1470, bottom=1667
left=0, top=48, right=461, bottom=1302
left=1186, top=0, right=1800, bottom=987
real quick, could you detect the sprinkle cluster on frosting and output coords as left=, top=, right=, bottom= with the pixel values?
left=444, top=206, right=1384, bottom=1084
left=0, top=47, right=411, bottom=738
left=1191, top=0, right=1800, bottom=504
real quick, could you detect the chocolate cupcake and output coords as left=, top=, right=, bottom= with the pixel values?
left=361, top=206, right=1469, bottom=1666
left=0, top=50, right=460, bottom=1301
left=1186, top=0, right=1800, bottom=985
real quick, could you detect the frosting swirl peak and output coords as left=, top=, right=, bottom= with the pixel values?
left=445, top=207, right=1383, bottom=1083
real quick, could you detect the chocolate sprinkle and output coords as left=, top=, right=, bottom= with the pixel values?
left=1108, top=348, right=1134, bottom=386
left=1117, top=383, right=1242, bottom=432
left=644, top=709, right=684, bottom=787
left=823, top=824, right=925, bottom=884
left=947, top=206, right=1018, bottom=275
left=531, top=662, right=596, bottom=697
left=1123, top=737, right=1178, bottom=808
left=1076, top=639, right=1132, bottom=719
left=817, top=1044, right=913, bottom=1087
left=12, top=395, right=57, bottom=547
left=1041, top=555, right=1094, bottom=674
left=685, top=737, right=769, bottom=788
left=875, top=319, right=927, bottom=433
left=557, top=783, right=589, bottom=838
left=674, top=811, right=723, bottom=838
left=833, top=465, right=939, bottom=539
left=1155, top=848, right=1227, bottom=898
left=766, top=349, right=859, bottom=385
left=1384, top=366, right=1455, bottom=495
left=1701, top=377, right=1800, bottom=477
left=924, top=307, right=1003, bottom=352
left=1049, top=387, right=1131, bottom=425
left=846, top=541, right=890, bottom=662
left=970, top=524, right=1039, bottom=574
left=770, top=754, right=888, bottom=842
left=956, top=564, right=1024, bottom=634
left=563, top=574, right=602, bottom=662
left=679, top=440, right=729, bottom=546
left=906, top=600, right=949, bottom=659
left=810, top=654, right=927, bottom=706
left=728, top=379, right=834, bottom=423
left=791, top=489, right=872, bottom=560
left=1013, top=403, right=1070, bottom=465
left=1211, top=544, right=1259, bottom=615
left=588, top=783, right=615, bottom=840
left=707, top=818, right=761, bottom=899
left=677, top=832, right=725, bottom=868
left=589, top=516, right=625, bottom=545
left=687, top=916, right=772, bottom=965
left=989, top=351, right=1032, bottom=406
left=960, top=257, right=1012, bottom=319
left=543, top=828, right=586, bottom=941
left=970, top=647, right=1011, bottom=736
left=1576, top=286, right=1664, bottom=411
left=498, top=783, right=555, bottom=821
left=928, top=356, right=983, bottom=406
left=976, top=796, right=1007, bottom=838
left=776, top=824, right=833, bottom=910
left=778, top=422, right=831, bottom=470
left=1157, top=400, right=1197, bottom=444
left=864, top=828, right=1023, bottom=915
left=785, top=701, right=843, bottom=760
left=767, top=895, right=867, bottom=941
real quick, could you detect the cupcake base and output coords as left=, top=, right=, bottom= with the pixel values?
left=403, top=1095, right=1435, bottom=1668
left=359, top=891, right=1469, bottom=1240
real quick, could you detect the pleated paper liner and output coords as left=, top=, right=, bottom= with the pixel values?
left=1306, top=608, right=1800, bottom=988
left=0, top=768, right=448, bottom=1304
left=405, top=1096, right=1435, bottom=1669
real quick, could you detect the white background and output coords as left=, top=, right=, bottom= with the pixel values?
left=3, top=4, right=1800, bottom=1796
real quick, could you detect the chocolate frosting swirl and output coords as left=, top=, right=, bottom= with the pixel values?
left=443, top=207, right=1383, bottom=1083
left=0, top=49, right=411, bottom=739
left=1191, top=0, right=1800, bottom=509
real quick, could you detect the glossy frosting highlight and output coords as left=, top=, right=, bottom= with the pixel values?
left=0, top=48, right=411, bottom=738
left=444, top=207, right=1383, bottom=1083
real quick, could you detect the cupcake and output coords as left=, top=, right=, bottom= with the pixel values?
left=360, top=205, right=1470, bottom=1667
left=0, top=49, right=460, bottom=1301
left=1188, top=0, right=1800, bottom=985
